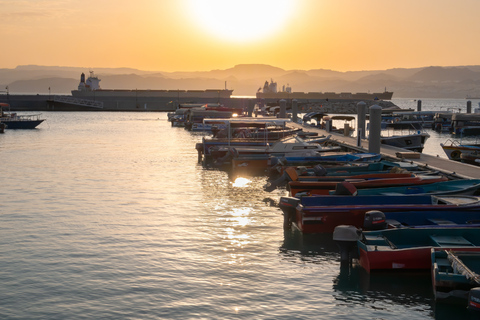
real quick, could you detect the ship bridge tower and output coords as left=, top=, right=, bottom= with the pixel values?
left=85, top=71, right=101, bottom=91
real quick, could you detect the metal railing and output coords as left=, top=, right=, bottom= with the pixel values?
left=53, top=96, right=104, bottom=109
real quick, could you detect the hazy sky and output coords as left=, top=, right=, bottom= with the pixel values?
left=2, top=0, right=480, bottom=72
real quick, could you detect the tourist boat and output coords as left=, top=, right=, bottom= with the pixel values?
left=432, top=248, right=480, bottom=305
left=210, top=136, right=341, bottom=163
left=440, top=139, right=480, bottom=161
left=380, top=111, right=437, bottom=129
left=380, top=131, right=430, bottom=153
left=279, top=193, right=480, bottom=234
left=354, top=227, right=480, bottom=272
left=303, top=113, right=355, bottom=135
left=287, top=173, right=448, bottom=197
left=451, top=113, right=480, bottom=136
left=0, top=103, right=45, bottom=129
left=183, top=109, right=241, bottom=131
left=208, top=119, right=301, bottom=139
left=196, top=119, right=296, bottom=161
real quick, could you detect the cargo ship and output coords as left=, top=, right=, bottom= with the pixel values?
left=71, top=72, right=233, bottom=100
left=68, top=71, right=237, bottom=111
left=256, top=80, right=393, bottom=101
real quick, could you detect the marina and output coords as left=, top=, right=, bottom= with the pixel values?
left=2, top=98, right=480, bottom=319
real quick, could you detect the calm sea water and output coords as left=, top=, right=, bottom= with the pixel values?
left=1, top=99, right=479, bottom=319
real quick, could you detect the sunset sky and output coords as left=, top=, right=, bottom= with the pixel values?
left=2, top=0, right=480, bottom=72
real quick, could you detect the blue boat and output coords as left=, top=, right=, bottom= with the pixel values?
left=268, top=152, right=382, bottom=167
left=279, top=194, right=480, bottom=233
left=327, top=179, right=480, bottom=196
left=333, top=226, right=480, bottom=272
left=432, top=248, right=480, bottom=306
left=353, top=227, right=480, bottom=272
left=0, top=103, right=45, bottom=129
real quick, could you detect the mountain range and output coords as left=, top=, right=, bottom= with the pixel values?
left=1, top=64, right=480, bottom=98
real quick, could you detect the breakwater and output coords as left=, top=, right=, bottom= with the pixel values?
left=0, top=93, right=398, bottom=113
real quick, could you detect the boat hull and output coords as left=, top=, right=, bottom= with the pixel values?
left=358, top=227, right=480, bottom=272
left=291, top=195, right=480, bottom=234
left=2, top=119, right=45, bottom=129
left=432, top=248, right=480, bottom=305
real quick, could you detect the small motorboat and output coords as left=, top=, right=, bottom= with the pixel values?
left=279, top=194, right=480, bottom=234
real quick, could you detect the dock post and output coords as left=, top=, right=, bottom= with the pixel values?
left=417, top=100, right=422, bottom=112
left=357, top=101, right=366, bottom=139
left=467, top=100, right=472, bottom=113
left=368, top=105, right=382, bottom=154
left=292, top=99, right=298, bottom=123
left=279, top=99, right=287, bottom=118
left=247, top=100, right=254, bottom=117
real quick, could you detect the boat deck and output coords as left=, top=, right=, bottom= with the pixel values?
left=290, top=122, right=480, bottom=179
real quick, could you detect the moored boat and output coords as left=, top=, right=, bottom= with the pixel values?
left=287, top=173, right=448, bottom=197
left=279, top=194, right=480, bottom=234
left=328, top=179, right=480, bottom=196
left=461, top=152, right=480, bottom=166
left=440, top=139, right=480, bottom=161
left=432, top=248, right=480, bottom=305
left=451, top=113, right=480, bottom=136
left=0, top=103, right=45, bottom=129
left=380, top=131, right=430, bottom=153
left=354, top=227, right=480, bottom=272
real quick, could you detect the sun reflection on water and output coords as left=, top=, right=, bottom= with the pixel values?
left=231, top=177, right=251, bottom=188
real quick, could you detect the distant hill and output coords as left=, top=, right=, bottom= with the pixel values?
left=2, top=64, right=480, bottom=98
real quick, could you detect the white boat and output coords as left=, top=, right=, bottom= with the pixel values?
left=210, top=136, right=340, bottom=165
left=380, top=131, right=430, bottom=153
left=381, top=111, right=437, bottom=129
left=440, top=139, right=480, bottom=161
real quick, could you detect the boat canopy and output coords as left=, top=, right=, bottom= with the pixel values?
left=303, top=112, right=326, bottom=122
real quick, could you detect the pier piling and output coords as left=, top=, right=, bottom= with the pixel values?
left=368, top=105, right=382, bottom=154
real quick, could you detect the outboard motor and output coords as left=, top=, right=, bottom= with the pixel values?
left=468, top=287, right=480, bottom=313
left=214, top=147, right=238, bottom=167
left=363, top=210, right=387, bottom=231
left=312, top=164, right=327, bottom=176
left=278, top=197, right=301, bottom=229
left=333, top=225, right=362, bottom=265
left=263, top=167, right=298, bottom=192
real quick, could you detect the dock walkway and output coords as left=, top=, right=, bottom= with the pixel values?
left=291, top=123, right=480, bottom=179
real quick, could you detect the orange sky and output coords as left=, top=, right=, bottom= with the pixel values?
left=2, top=0, right=480, bottom=72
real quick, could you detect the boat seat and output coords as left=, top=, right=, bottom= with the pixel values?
left=430, top=235, right=474, bottom=247
left=435, top=258, right=451, bottom=268
left=386, top=219, right=404, bottom=228
left=427, top=218, right=457, bottom=225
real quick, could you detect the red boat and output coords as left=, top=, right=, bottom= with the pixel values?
left=288, top=174, right=448, bottom=197
left=354, top=227, right=480, bottom=272
left=279, top=193, right=477, bottom=234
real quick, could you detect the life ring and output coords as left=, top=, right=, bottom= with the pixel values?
left=394, top=117, right=401, bottom=123
left=450, top=150, right=461, bottom=160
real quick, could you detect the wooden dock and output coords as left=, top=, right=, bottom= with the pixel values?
left=292, top=123, right=480, bottom=180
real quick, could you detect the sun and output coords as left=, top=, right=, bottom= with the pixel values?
left=185, top=0, right=296, bottom=42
